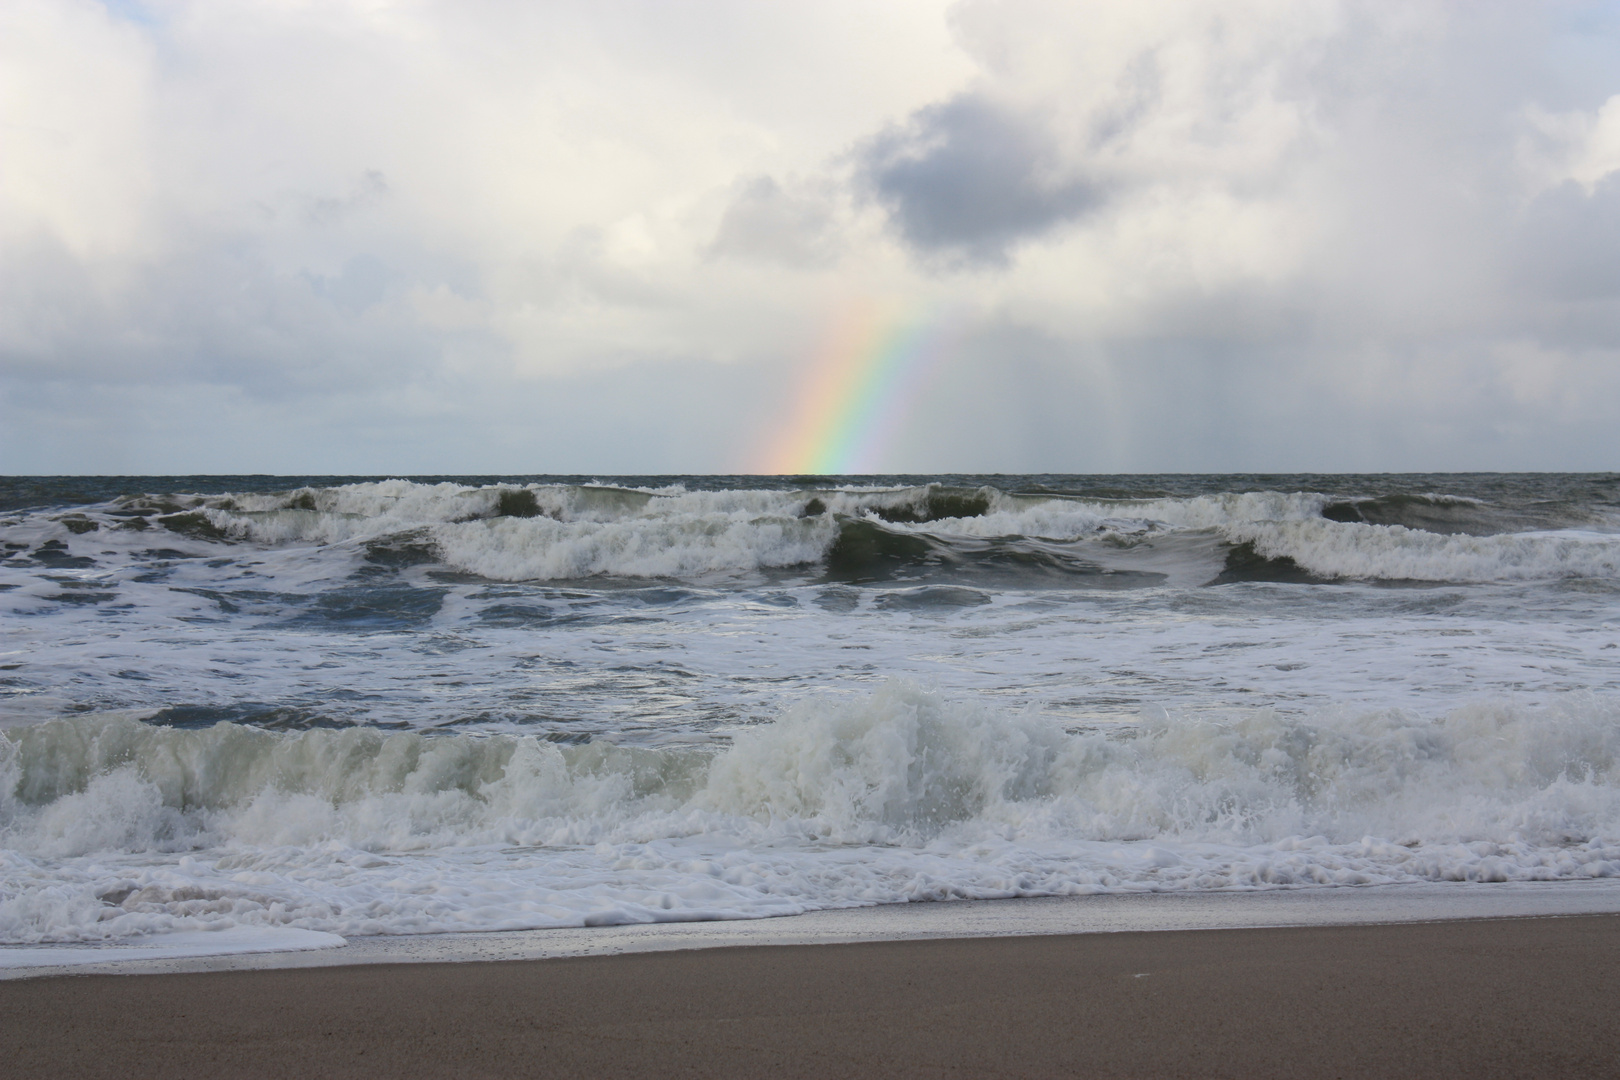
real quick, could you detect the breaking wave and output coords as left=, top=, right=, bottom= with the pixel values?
left=9, top=479, right=1620, bottom=586
left=4, top=684, right=1620, bottom=942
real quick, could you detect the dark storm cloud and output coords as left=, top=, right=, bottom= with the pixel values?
left=853, top=93, right=1099, bottom=264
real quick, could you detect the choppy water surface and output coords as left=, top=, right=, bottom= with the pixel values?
left=3, top=473, right=1620, bottom=945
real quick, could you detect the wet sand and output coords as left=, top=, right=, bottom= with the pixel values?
left=4, top=915, right=1618, bottom=1079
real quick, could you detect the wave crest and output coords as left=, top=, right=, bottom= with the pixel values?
left=6, top=684, right=1620, bottom=942
left=4, top=684, right=1618, bottom=886
left=14, top=480, right=1620, bottom=585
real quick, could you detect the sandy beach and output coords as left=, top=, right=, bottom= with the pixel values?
left=5, top=913, right=1618, bottom=1079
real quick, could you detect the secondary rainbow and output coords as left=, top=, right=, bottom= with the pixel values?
left=759, top=302, right=957, bottom=475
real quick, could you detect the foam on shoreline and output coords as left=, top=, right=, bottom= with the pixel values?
left=4, top=880, right=1619, bottom=979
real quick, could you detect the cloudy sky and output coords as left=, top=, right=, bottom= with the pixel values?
left=4, top=0, right=1620, bottom=475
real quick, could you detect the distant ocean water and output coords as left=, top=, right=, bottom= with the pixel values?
left=3, top=473, right=1620, bottom=946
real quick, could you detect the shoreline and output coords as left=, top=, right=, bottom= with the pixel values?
left=4, top=913, right=1618, bottom=1078
left=6, top=878, right=1620, bottom=980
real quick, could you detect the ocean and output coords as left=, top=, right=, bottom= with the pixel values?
left=3, top=473, right=1620, bottom=949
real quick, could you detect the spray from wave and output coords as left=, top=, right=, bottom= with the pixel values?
left=5, top=683, right=1619, bottom=943
left=11, top=479, right=1620, bottom=586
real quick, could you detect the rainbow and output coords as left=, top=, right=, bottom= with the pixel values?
left=757, top=302, right=958, bottom=475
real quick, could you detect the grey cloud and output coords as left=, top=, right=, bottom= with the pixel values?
left=11, top=2, right=1620, bottom=475
left=0, top=228, right=489, bottom=398
left=1512, top=176, right=1620, bottom=305
left=853, top=93, right=1099, bottom=265
left=708, top=176, right=837, bottom=267
left=0, top=346, right=780, bottom=475
left=305, top=170, right=390, bottom=227
left=886, top=321, right=1620, bottom=474
left=303, top=254, right=393, bottom=315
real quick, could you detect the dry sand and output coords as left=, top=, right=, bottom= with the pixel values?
left=4, top=914, right=1617, bottom=1079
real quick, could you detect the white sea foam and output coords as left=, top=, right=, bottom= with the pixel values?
left=430, top=514, right=834, bottom=580
left=233, top=483, right=1620, bottom=584
left=876, top=491, right=1620, bottom=584
left=6, top=476, right=1617, bottom=959
left=1227, top=520, right=1620, bottom=582
left=189, top=482, right=841, bottom=580
left=0, top=927, right=345, bottom=968
left=927, top=490, right=1329, bottom=539
left=4, top=684, right=1618, bottom=944
left=15, top=480, right=1617, bottom=585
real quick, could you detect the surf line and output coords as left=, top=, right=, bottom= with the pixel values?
left=758, top=301, right=961, bottom=475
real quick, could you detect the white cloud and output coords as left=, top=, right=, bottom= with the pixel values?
left=1524, top=94, right=1620, bottom=193
left=2, top=0, right=1619, bottom=472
